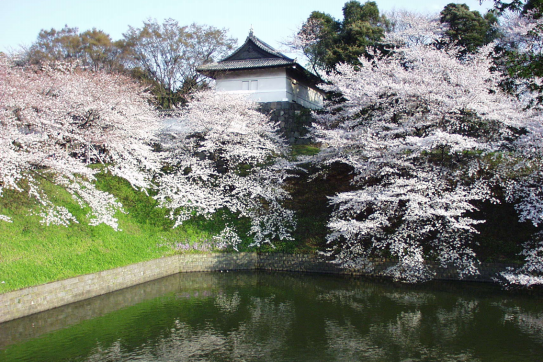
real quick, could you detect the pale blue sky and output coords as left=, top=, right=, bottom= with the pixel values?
left=1, top=0, right=493, bottom=55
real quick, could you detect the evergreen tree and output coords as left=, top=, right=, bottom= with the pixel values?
left=292, top=1, right=388, bottom=74
left=440, top=3, right=499, bottom=54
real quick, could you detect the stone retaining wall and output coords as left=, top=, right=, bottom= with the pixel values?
left=0, top=253, right=257, bottom=324
left=0, top=253, right=516, bottom=324
left=259, top=102, right=314, bottom=145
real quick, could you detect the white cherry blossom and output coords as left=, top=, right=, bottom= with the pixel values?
left=0, top=57, right=161, bottom=229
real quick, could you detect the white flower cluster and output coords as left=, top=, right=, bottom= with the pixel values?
left=156, top=91, right=296, bottom=247
left=0, top=57, right=161, bottom=230
left=213, top=225, right=242, bottom=251
left=312, top=13, right=542, bottom=283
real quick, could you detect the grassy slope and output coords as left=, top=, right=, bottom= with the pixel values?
left=0, top=148, right=323, bottom=294
left=0, top=172, right=232, bottom=294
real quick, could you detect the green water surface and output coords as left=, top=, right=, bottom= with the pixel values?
left=1, top=271, right=542, bottom=361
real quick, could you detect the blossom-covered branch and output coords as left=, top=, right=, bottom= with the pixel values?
left=0, top=57, right=161, bottom=229
left=156, top=91, right=296, bottom=249
left=312, top=13, right=537, bottom=282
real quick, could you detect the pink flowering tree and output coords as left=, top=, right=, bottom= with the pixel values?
left=311, top=13, right=538, bottom=282
left=155, top=91, right=296, bottom=250
left=492, top=8, right=543, bottom=286
left=0, top=57, right=161, bottom=230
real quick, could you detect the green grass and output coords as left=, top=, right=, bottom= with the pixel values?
left=0, top=165, right=320, bottom=294
left=289, top=144, right=322, bottom=159
left=0, top=146, right=329, bottom=294
left=0, top=171, right=233, bottom=294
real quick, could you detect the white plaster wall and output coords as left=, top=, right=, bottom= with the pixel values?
left=215, top=68, right=323, bottom=109
left=216, top=68, right=291, bottom=103
left=286, top=77, right=323, bottom=109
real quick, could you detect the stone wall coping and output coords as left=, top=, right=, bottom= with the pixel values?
left=0, top=252, right=518, bottom=324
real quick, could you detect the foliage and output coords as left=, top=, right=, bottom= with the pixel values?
left=289, top=144, right=322, bottom=159
left=493, top=2, right=543, bottom=107
left=440, top=3, right=500, bottom=54
left=26, top=26, right=82, bottom=63
left=0, top=170, right=226, bottom=293
left=24, top=26, right=123, bottom=72
left=22, top=21, right=237, bottom=109
left=79, top=28, right=124, bottom=72
left=286, top=0, right=388, bottom=75
left=0, top=57, right=160, bottom=230
left=121, top=20, right=236, bottom=108
left=489, top=0, right=539, bottom=13
left=155, top=91, right=296, bottom=248
left=310, top=13, right=540, bottom=283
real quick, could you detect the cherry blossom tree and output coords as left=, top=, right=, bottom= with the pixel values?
left=492, top=9, right=543, bottom=286
left=311, top=13, right=538, bottom=282
left=496, top=8, right=543, bottom=104
left=0, top=57, right=161, bottom=230
left=1, top=56, right=295, bottom=249
left=155, top=91, right=296, bottom=249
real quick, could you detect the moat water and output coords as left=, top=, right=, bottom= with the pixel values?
left=1, top=271, right=542, bottom=361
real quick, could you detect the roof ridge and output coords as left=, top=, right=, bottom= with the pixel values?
left=220, top=30, right=293, bottom=62
left=249, top=33, right=293, bottom=61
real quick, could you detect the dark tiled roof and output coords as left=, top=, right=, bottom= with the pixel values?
left=197, top=31, right=297, bottom=74
left=196, top=31, right=323, bottom=88
left=223, top=32, right=292, bottom=62
left=198, top=58, right=295, bottom=72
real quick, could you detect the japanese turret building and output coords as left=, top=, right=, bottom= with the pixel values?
left=197, top=30, right=324, bottom=144
left=197, top=29, right=324, bottom=110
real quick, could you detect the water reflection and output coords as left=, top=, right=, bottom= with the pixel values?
left=84, top=292, right=296, bottom=361
left=1, top=272, right=542, bottom=362
left=499, top=300, right=543, bottom=346
left=325, top=320, right=387, bottom=361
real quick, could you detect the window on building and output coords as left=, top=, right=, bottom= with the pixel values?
left=241, top=80, right=258, bottom=91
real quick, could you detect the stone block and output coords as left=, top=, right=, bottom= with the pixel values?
left=0, top=253, right=517, bottom=324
